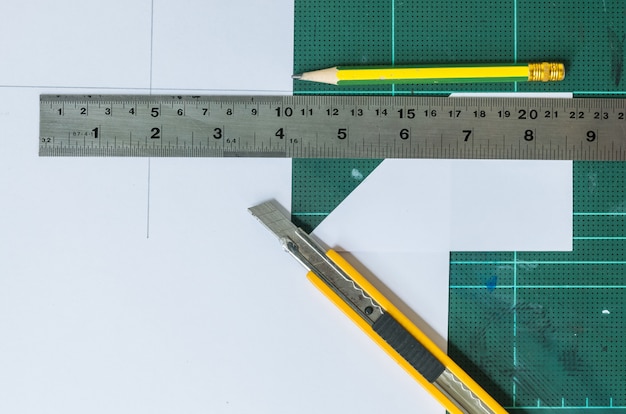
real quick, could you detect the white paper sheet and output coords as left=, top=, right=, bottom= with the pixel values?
left=314, top=159, right=572, bottom=252
left=309, top=137, right=572, bottom=414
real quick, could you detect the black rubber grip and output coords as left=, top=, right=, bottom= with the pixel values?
left=372, top=312, right=445, bottom=382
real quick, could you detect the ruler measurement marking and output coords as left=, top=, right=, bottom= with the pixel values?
left=40, top=95, right=626, bottom=159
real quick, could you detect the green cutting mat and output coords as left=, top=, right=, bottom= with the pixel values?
left=450, top=162, right=626, bottom=412
left=294, top=0, right=626, bottom=96
left=292, top=1, right=626, bottom=412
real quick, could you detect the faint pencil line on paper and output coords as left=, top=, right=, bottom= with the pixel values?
left=147, top=0, right=154, bottom=239
left=146, top=157, right=151, bottom=239
left=149, top=0, right=154, bottom=92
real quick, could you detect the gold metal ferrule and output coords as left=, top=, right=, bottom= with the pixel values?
left=528, top=62, right=565, bottom=82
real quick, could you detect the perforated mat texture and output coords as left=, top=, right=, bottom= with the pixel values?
left=293, top=1, right=626, bottom=411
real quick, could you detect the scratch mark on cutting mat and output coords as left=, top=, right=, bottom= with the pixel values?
left=608, top=27, right=625, bottom=86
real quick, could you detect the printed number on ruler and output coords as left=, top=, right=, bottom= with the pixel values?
left=40, top=95, right=626, bottom=160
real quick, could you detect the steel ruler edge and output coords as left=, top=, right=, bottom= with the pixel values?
left=40, top=94, right=626, bottom=160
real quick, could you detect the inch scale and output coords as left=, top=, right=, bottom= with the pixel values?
left=40, top=95, right=626, bottom=160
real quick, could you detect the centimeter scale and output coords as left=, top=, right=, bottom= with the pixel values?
left=40, top=95, right=626, bottom=160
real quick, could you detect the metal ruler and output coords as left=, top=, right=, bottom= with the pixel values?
left=40, top=95, right=626, bottom=160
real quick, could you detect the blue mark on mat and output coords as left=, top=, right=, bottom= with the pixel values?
left=486, top=275, right=498, bottom=292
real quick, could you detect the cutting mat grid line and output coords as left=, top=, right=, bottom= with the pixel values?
left=293, top=1, right=626, bottom=412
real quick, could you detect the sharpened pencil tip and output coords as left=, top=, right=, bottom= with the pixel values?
left=292, top=74, right=302, bottom=80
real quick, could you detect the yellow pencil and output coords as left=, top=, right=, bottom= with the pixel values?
left=293, top=62, right=565, bottom=85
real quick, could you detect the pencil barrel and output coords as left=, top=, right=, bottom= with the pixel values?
left=296, top=62, right=565, bottom=85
